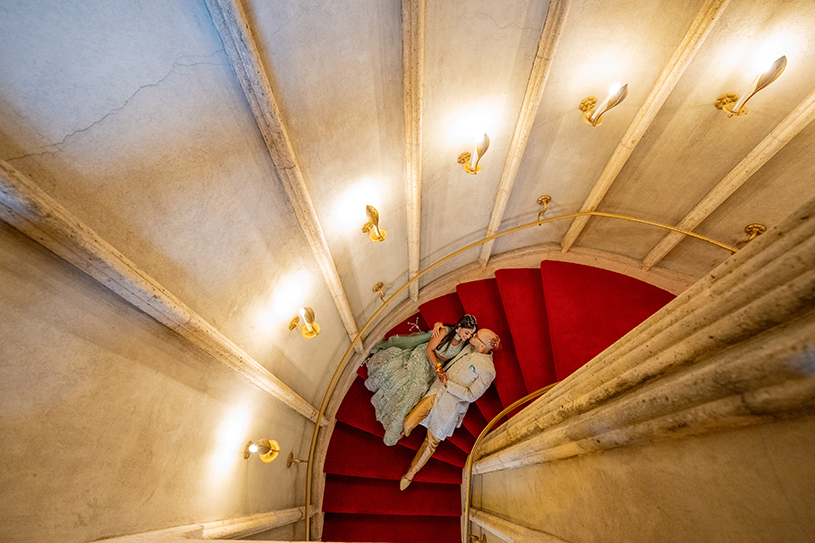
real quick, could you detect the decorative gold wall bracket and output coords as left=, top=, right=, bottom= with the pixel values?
left=287, top=452, right=307, bottom=468
left=734, top=223, right=766, bottom=251
left=373, top=282, right=386, bottom=303
left=362, top=205, right=387, bottom=242
left=714, top=93, right=746, bottom=117
left=579, top=96, right=599, bottom=123
left=536, top=195, right=552, bottom=223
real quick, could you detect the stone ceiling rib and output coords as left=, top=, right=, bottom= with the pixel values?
left=642, top=87, right=815, bottom=270
left=402, top=0, right=425, bottom=301
left=0, top=161, right=327, bottom=426
left=204, top=0, right=361, bottom=350
left=477, top=0, right=571, bottom=268
left=559, top=0, right=731, bottom=253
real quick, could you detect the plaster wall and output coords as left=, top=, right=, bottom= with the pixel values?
left=492, top=0, right=705, bottom=258
left=475, top=415, right=815, bottom=543
left=0, top=222, right=309, bottom=543
left=244, top=0, right=412, bottom=326
left=0, top=0, right=350, bottom=407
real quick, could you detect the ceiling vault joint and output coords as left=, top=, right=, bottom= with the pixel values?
left=559, top=0, right=731, bottom=253
left=478, top=0, right=571, bottom=268
left=204, top=0, right=363, bottom=352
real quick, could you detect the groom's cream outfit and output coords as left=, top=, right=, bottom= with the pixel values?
left=401, top=343, right=496, bottom=484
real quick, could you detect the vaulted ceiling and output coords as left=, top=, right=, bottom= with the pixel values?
left=2, top=0, right=814, bottom=389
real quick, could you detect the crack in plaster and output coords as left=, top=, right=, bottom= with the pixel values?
left=482, top=12, right=541, bottom=32
left=265, top=0, right=329, bottom=42
left=6, top=49, right=226, bottom=163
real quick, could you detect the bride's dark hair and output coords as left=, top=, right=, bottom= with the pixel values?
left=436, top=314, right=478, bottom=351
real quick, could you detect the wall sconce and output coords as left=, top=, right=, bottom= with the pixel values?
left=579, top=83, right=629, bottom=127
left=715, top=56, right=786, bottom=117
left=372, top=282, right=386, bottom=304
left=457, top=133, right=490, bottom=175
left=362, top=205, right=387, bottom=242
left=289, top=306, right=320, bottom=338
left=243, top=439, right=280, bottom=463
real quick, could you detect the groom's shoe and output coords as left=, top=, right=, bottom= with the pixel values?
left=399, top=475, right=412, bottom=491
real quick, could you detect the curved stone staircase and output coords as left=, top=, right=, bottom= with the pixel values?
left=321, top=261, right=676, bottom=542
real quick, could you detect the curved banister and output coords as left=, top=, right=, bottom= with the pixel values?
left=304, top=210, right=739, bottom=539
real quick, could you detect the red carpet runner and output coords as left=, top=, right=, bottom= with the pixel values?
left=321, top=262, right=674, bottom=542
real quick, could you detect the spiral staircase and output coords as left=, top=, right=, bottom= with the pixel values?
left=321, top=261, right=676, bottom=542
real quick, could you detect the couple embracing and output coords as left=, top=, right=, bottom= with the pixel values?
left=365, top=314, right=500, bottom=490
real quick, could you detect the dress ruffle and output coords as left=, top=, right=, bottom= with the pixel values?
left=364, top=337, right=464, bottom=446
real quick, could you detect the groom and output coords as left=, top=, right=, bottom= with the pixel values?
left=399, top=328, right=500, bottom=490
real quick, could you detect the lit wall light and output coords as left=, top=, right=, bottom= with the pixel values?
left=243, top=439, right=280, bottom=463
left=579, top=82, right=629, bottom=127
left=715, top=56, right=786, bottom=117
left=457, top=133, right=490, bottom=175
left=289, top=306, right=320, bottom=338
left=362, top=205, right=387, bottom=242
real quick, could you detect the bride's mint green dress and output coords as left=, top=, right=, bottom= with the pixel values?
left=365, top=331, right=466, bottom=446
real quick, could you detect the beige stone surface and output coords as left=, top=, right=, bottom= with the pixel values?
left=477, top=415, right=815, bottom=543
left=0, top=224, right=310, bottom=542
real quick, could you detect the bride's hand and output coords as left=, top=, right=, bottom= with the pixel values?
left=432, top=322, right=446, bottom=338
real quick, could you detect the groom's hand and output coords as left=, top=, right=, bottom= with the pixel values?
left=437, top=370, right=448, bottom=384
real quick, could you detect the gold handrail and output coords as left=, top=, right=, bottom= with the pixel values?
left=303, top=210, right=738, bottom=539
left=463, top=382, right=559, bottom=543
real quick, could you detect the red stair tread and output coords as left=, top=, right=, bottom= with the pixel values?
left=495, top=268, right=557, bottom=392
left=419, top=293, right=466, bottom=328
left=447, top=423, right=475, bottom=454
left=460, top=404, right=488, bottom=441
left=322, top=513, right=460, bottom=543
left=323, top=474, right=461, bottom=516
left=338, top=376, right=468, bottom=468
left=324, top=422, right=461, bottom=484
left=540, top=261, right=675, bottom=380
left=457, top=279, right=529, bottom=417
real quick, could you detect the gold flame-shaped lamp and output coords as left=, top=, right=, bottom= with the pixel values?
left=243, top=439, right=280, bottom=463
left=362, top=205, right=387, bottom=242
left=289, top=306, right=320, bottom=339
left=715, top=56, right=787, bottom=117
left=458, top=133, right=491, bottom=174
left=579, top=83, right=629, bottom=127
